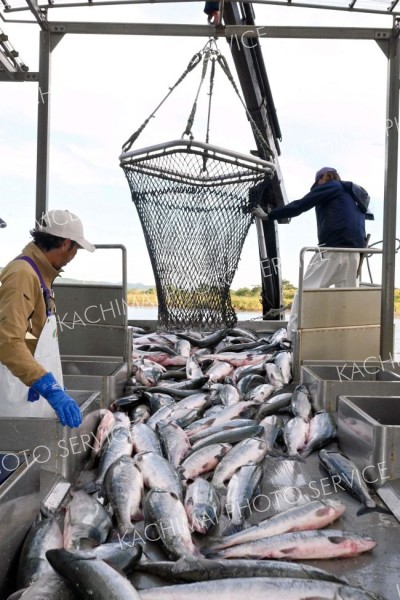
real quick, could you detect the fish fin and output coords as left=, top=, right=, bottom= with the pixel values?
left=81, top=480, right=101, bottom=494
left=118, top=546, right=143, bottom=575
left=6, top=590, right=29, bottom=600
left=172, top=556, right=208, bottom=574
left=79, top=537, right=102, bottom=550
left=283, top=454, right=306, bottom=464
left=357, top=505, right=392, bottom=517
left=144, top=523, right=160, bottom=541
left=222, top=521, right=244, bottom=536
left=280, top=546, right=298, bottom=555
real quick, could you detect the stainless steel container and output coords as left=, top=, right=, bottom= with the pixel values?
left=0, top=391, right=100, bottom=482
left=301, top=364, right=400, bottom=412
left=0, top=453, right=41, bottom=596
left=338, top=394, right=400, bottom=488
left=62, top=359, right=128, bottom=407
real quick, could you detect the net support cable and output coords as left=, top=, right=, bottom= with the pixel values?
left=120, top=39, right=275, bottom=331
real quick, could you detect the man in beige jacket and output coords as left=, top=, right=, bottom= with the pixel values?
left=0, top=210, right=95, bottom=428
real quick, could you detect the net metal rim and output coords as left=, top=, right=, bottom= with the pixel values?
left=119, top=139, right=276, bottom=175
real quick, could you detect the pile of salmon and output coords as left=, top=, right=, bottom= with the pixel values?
left=8, top=326, right=389, bottom=600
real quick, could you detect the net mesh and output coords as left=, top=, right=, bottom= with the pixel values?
left=121, top=144, right=272, bottom=330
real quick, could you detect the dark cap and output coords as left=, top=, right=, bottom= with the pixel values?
left=314, top=167, right=338, bottom=183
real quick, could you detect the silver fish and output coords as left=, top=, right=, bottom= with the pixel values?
left=246, top=383, right=275, bottom=403
left=146, top=404, right=176, bottom=429
left=63, top=489, right=112, bottom=550
left=46, top=549, right=142, bottom=600
left=8, top=572, right=74, bottom=600
left=265, top=363, right=285, bottom=388
left=200, top=353, right=268, bottom=368
left=187, top=402, right=258, bottom=439
left=136, top=558, right=349, bottom=585
left=237, top=374, right=267, bottom=397
left=301, top=412, right=337, bottom=457
left=135, top=365, right=163, bottom=387
left=224, top=464, right=263, bottom=535
left=274, top=350, right=292, bottom=384
left=143, top=488, right=202, bottom=560
left=186, top=355, right=203, bottom=380
left=212, top=437, right=267, bottom=491
left=291, top=384, right=312, bottom=420
left=211, top=529, right=376, bottom=560
left=283, top=416, right=309, bottom=458
left=133, top=450, right=183, bottom=500
left=139, top=577, right=384, bottom=600
left=179, top=443, right=232, bottom=482
left=206, top=499, right=346, bottom=552
left=17, top=516, right=64, bottom=588
left=258, top=415, right=284, bottom=454
left=255, top=392, right=293, bottom=420
left=174, top=338, right=191, bottom=358
left=130, top=422, right=163, bottom=455
left=219, top=383, right=240, bottom=406
left=206, top=361, right=234, bottom=383
left=94, top=425, right=134, bottom=490
left=184, top=478, right=220, bottom=534
left=142, top=392, right=176, bottom=413
left=103, top=455, right=144, bottom=534
left=157, top=420, right=191, bottom=468
left=319, top=449, right=389, bottom=516
left=190, top=421, right=263, bottom=452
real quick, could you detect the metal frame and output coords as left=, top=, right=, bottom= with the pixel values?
left=297, top=246, right=384, bottom=333
left=3, top=0, right=400, bottom=17
left=1, top=4, right=398, bottom=358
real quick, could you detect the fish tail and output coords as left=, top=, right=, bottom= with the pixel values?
left=277, top=453, right=306, bottom=463
left=172, top=556, right=208, bottom=574
left=357, top=504, right=392, bottom=517
left=81, top=480, right=101, bottom=494
left=222, top=521, right=244, bottom=537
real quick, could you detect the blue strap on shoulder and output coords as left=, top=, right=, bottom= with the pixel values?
left=16, top=256, right=52, bottom=316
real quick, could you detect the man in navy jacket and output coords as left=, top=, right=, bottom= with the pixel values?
left=252, top=167, right=374, bottom=339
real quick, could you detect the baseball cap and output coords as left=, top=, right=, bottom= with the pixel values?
left=37, top=210, right=95, bottom=252
left=314, top=167, right=338, bottom=183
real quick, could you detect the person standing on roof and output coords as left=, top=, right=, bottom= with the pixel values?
left=204, top=1, right=220, bottom=25
left=0, top=210, right=95, bottom=428
left=252, top=167, right=374, bottom=339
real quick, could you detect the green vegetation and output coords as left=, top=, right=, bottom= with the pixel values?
left=126, top=280, right=296, bottom=312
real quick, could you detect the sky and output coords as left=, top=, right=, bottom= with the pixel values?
left=0, top=0, right=396, bottom=290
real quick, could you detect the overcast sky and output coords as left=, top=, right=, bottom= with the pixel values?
left=0, top=1, right=396, bottom=289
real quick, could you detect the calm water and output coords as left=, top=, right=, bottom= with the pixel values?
left=128, top=306, right=400, bottom=356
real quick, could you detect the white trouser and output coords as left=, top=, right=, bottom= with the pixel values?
left=287, top=250, right=360, bottom=341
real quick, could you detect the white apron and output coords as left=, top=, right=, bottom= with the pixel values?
left=0, top=314, right=64, bottom=418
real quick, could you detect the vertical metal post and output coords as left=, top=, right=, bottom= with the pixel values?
left=36, top=30, right=51, bottom=224
left=381, top=32, right=400, bottom=359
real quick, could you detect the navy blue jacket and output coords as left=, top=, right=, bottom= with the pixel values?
left=268, top=180, right=374, bottom=249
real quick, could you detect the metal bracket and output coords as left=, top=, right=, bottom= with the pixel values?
left=25, top=0, right=48, bottom=29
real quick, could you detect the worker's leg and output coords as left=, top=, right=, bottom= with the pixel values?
left=331, top=252, right=360, bottom=288
left=287, top=251, right=359, bottom=340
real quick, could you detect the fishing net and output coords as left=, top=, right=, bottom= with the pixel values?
left=120, top=40, right=275, bottom=330
left=121, top=141, right=272, bottom=330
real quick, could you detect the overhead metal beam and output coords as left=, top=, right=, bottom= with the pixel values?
left=48, top=22, right=393, bottom=40
left=4, top=0, right=400, bottom=17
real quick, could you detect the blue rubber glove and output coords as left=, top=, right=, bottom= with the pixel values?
left=30, top=372, right=82, bottom=428
left=28, top=388, right=40, bottom=402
